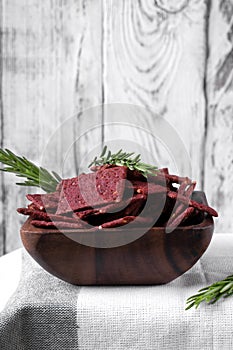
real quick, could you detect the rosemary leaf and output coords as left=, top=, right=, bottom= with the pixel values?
left=186, top=275, right=233, bottom=310
left=0, top=148, right=60, bottom=193
left=88, top=146, right=158, bottom=178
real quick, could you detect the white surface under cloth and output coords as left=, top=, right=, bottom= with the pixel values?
left=0, top=234, right=233, bottom=350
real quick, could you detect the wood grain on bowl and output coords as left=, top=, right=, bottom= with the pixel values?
left=20, top=191, right=214, bottom=285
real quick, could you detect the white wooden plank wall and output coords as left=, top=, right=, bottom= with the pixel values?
left=103, top=0, right=207, bottom=180
left=0, top=0, right=4, bottom=256
left=0, top=0, right=231, bottom=255
left=204, top=0, right=233, bottom=233
left=0, top=0, right=103, bottom=254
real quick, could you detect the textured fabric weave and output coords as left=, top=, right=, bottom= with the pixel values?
left=77, top=252, right=233, bottom=349
left=0, top=235, right=233, bottom=350
left=0, top=249, right=80, bottom=350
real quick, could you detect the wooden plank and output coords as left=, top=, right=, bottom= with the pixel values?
left=103, top=0, right=207, bottom=182
left=0, top=0, right=4, bottom=255
left=204, top=0, right=233, bottom=233
left=0, top=0, right=102, bottom=255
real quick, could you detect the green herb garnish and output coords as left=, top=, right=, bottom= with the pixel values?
left=186, top=275, right=233, bottom=310
left=88, top=146, right=158, bottom=178
left=0, top=148, right=61, bottom=192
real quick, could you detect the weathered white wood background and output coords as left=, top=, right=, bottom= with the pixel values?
left=0, top=0, right=232, bottom=256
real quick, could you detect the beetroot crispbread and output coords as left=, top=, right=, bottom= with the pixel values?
left=95, top=166, right=128, bottom=201
left=76, top=193, right=147, bottom=227
left=31, top=219, right=89, bottom=229
left=26, top=192, right=59, bottom=210
left=127, top=180, right=167, bottom=196
left=17, top=207, right=86, bottom=224
left=99, top=215, right=153, bottom=228
left=56, top=166, right=128, bottom=215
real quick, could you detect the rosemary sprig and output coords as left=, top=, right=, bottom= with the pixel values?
left=0, top=148, right=61, bottom=193
left=186, top=275, right=233, bottom=310
left=88, top=146, right=158, bottom=178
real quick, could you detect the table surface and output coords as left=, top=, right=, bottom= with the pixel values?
left=0, top=234, right=233, bottom=350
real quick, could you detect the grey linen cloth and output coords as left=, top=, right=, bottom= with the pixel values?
left=1, top=234, right=233, bottom=350
left=0, top=249, right=80, bottom=350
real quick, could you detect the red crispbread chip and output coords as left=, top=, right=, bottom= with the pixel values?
left=56, top=175, right=96, bottom=215
left=31, top=220, right=89, bottom=229
left=95, top=166, right=128, bottom=201
left=56, top=166, right=128, bottom=215
left=75, top=194, right=136, bottom=219
left=99, top=215, right=153, bottom=228
left=28, top=203, right=41, bottom=211
left=100, top=216, right=136, bottom=228
left=78, top=194, right=146, bottom=227
left=72, top=186, right=135, bottom=220
left=26, top=192, right=59, bottom=210
left=123, top=194, right=146, bottom=216
left=17, top=207, right=86, bottom=224
left=73, top=208, right=100, bottom=219
left=127, top=180, right=166, bottom=196
left=127, top=169, right=146, bottom=181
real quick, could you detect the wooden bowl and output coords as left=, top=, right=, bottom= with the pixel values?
left=20, top=191, right=214, bottom=285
